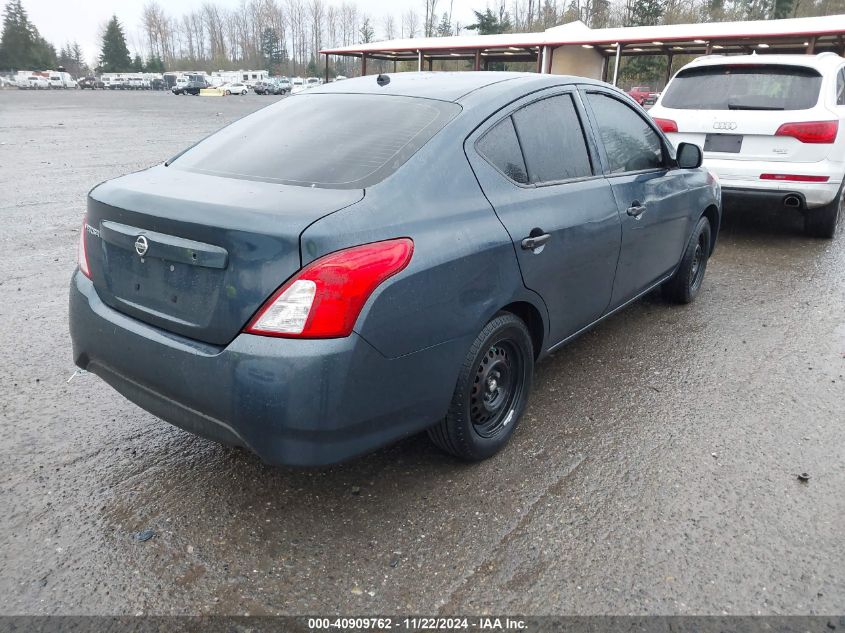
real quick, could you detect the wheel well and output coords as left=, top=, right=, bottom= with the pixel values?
left=501, top=301, right=544, bottom=360
left=702, top=205, right=720, bottom=254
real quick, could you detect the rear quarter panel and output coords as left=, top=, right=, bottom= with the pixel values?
left=299, top=119, right=546, bottom=360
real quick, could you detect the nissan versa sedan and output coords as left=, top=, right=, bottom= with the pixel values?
left=69, top=72, right=721, bottom=466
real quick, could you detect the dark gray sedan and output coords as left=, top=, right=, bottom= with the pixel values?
left=69, top=72, right=721, bottom=466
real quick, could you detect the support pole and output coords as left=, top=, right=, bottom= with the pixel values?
left=428, top=57, right=433, bottom=71
left=361, top=53, right=367, bottom=77
left=807, top=36, right=816, bottom=54
left=612, top=43, right=622, bottom=87
left=393, top=59, right=397, bottom=72
left=540, top=45, right=549, bottom=74
left=324, top=54, right=329, bottom=83
left=705, top=41, right=713, bottom=55
left=665, top=52, right=673, bottom=86
left=475, top=50, right=482, bottom=71
left=418, top=50, right=423, bottom=72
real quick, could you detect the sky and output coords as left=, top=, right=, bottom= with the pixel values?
left=22, top=0, right=479, bottom=66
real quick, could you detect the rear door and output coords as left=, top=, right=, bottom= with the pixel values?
left=466, top=88, right=622, bottom=346
left=581, top=88, right=692, bottom=305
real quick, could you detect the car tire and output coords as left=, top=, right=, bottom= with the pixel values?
left=225, top=90, right=231, bottom=95
left=662, top=215, right=712, bottom=304
left=804, top=185, right=843, bottom=239
left=428, top=312, right=534, bottom=462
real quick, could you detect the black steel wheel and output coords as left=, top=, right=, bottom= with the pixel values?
left=663, top=215, right=712, bottom=304
left=428, top=312, right=534, bottom=461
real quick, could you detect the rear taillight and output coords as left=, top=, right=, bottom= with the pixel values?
left=760, top=173, right=830, bottom=182
left=653, top=118, right=678, bottom=134
left=77, top=219, right=91, bottom=278
left=245, top=238, right=414, bottom=339
left=775, top=120, right=838, bottom=144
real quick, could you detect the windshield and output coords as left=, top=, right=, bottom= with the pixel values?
left=171, top=93, right=460, bottom=189
left=662, top=64, right=822, bottom=110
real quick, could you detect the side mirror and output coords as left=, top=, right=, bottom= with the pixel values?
left=676, top=142, right=703, bottom=169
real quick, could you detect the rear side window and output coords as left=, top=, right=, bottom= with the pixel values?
left=476, top=117, right=529, bottom=184
left=837, top=68, right=845, bottom=106
left=662, top=64, right=822, bottom=111
left=586, top=93, right=663, bottom=174
left=512, top=95, right=593, bottom=183
left=171, top=94, right=459, bottom=188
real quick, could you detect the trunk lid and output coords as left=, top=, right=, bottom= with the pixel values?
left=85, top=166, right=363, bottom=345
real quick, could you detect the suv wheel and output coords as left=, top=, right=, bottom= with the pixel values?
left=663, top=215, right=712, bottom=304
left=428, top=312, right=534, bottom=461
left=805, top=185, right=843, bottom=239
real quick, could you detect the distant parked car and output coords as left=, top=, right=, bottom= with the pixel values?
left=71, top=72, right=720, bottom=466
left=290, top=76, right=305, bottom=94
left=220, top=82, right=248, bottom=96
left=276, top=77, right=291, bottom=94
left=628, top=86, right=659, bottom=106
left=79, top=76, right=104, bottom=90
left=649, top=52, right=845, bottom=238
left=172, top=79, right=208, bottom=95
left=107, top=77, right=126, bottom=90
left=252, top=80, right=275, bottom=95
left=127, top=77, right=144, bottom=90
left=24, top=75, right=50, bottom=89
left=150, top=78, right=165, bottom=91
left=305, top=77, right=321, bottom=89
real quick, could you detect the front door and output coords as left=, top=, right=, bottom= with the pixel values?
left=581, top=89, right=693, bottom=306
left=466, top=89, right=622, bottom=346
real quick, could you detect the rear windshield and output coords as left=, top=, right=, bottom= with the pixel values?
left=170, top=93, right=459, bottom=188
left=662, top=64, right=822, bottom=111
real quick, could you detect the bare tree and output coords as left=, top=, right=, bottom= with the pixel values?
left=383, top=13, right=396, bottom=40
left=402, top=9, right=420, bottom=38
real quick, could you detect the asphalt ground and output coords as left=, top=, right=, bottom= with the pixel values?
left=0, top=89, right=843, bottom=616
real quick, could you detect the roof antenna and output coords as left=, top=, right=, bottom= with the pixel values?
left=377, top=73, right=391, bottom=86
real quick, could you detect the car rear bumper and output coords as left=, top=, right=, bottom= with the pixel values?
left=69, top=271, right=463, bottom=466
left=704, top=157, right=842, bottom=209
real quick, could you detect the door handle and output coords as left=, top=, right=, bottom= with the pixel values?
left=627, top=202, right=647, bottom=218
left=521, top=232, right=551, bottom=250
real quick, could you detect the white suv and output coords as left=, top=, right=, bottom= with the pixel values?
left=649, top=53, right=845, bottom=237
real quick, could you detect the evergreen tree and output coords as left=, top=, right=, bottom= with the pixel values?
left=0, top=0, right=56, bottom=71
left=358, top=17, right=375, bottom=43
left=437, top=12, right=452, bottom=37
left=145, top=54, right=165, bottom=73
left=260, top=27, right=285, bottom=71
left=99, top=14, right=131, bottom=73
left=131, top=53, right=144, bottom=72
left=466, top=8, right=512, bottom=35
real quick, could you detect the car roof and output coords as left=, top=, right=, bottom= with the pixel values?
left=305, top=71, right=607, bottom=103
left=682, top=52, right=845, bottom=72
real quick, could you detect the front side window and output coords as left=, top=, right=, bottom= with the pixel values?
left=585, top=93, right=663, bottom=174
left=171, top=94, right=459, bottom=189
left=512, top=94, right=593, bottom=183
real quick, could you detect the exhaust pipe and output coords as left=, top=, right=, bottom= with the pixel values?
left=783, top=195, right=802, bottom=208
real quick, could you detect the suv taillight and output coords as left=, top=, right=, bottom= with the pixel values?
left=244, top=238, right=414, bottom=339
left=653, top=118, right=678, bottom=134
left=77, top=219, right=91, bottom=278
left=775, top=120, right=838, bottom=144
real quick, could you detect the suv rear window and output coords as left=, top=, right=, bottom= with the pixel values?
left=662, top=64, right=822, bottom=111
left=171, top=94, right=459, bottom=188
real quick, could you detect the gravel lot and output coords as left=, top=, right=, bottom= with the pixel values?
left=0, top=89, right=843, bottom=616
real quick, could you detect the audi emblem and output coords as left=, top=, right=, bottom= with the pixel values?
left=713, top=121, right=738, bottom=131
left=135, top=235, right=149, bottom=257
